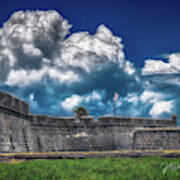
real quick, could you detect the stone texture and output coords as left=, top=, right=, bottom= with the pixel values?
left=0, top=90, right=179, bottom=153
left=0, top=91, right=29, bottom=115
left=133, top=128, right=180, bottom=150
left=0, top=108, right=35, bottom=153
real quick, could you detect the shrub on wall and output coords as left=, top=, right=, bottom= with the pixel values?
left=73, top=106, right=89, bottom=119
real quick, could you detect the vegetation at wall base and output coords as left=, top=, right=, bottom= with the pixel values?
left=0, top=157, right=180, bottom=180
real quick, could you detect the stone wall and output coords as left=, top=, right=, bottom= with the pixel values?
left=98, top=116, right=176, bottom=127
left=0, top=91, right=29, bottom=115
left=0, top=107, right=35, bottom=153
left=28, top=115, right=177, bottom=152
left=0, top=90, right=179, bottom=153
left=29, top=115, right=135, bottom=151
left=133, top=128, right=180, bottom=150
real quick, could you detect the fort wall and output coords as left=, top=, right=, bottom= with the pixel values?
left=0, top=91, right=29, bottom=115
left=29, top=115, right=177, bottom=152
left=0, top=90, right=179, bottom=153
left=0, top=107, right=35, bottom=153
left=30, top=115, right=135, bottom=151
left=98, top=116, right=176, bottom=127
left=133, top=128, right=180, bottom=150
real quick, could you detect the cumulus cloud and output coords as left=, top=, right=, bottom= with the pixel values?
left=6, top=67, right=79, bottom=86
left=0, top=10, right=136, bottom=88
left=140, top=91, right=164, bottom=103
left=0, top=10, right=71, bottom=84
left=0, top=9, right=179, bottom=121
left=61, top=90, right=106, bottom=113
left=149, top=100, right=173, bottom=117
left=59, top=25, right=135, bottom=75
left=0, top=10, right=142, bottom=118
left=138, top=52, right=180, bottom=120
left=142, top=53, right=180, bottom=75
left=61, top=94, right=82, bottom=111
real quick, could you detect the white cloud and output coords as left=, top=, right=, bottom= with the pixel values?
left=22, top=44, right=42, bottom=57
left=61, top=91, right=105, bottom=111
left=142, top=59, right=172, bottom=75
left=46, top=68, right=79, bottom=83
left=169, top=53, right=180, bottom=68
left=84, top=91, right=102, bottom=103
left=6, top=68, right=45, bottom=86
left=59, top=24, right=129, bottom=73
left=123, top=93, right=139, bottom=105
left=61, top=94, right=82, bottom=111
left=0, top=10, right=136, bottom=87
left=6, top=66, right=79, bottom=86
left=149, top=100, right=173, bottom=117
left=124, top=61, right=135, bottom=75
left=142, top=53, right=180, bottom=75
left=29, top=93, right=34, bottom=101
left=140, top=91, right=163, bottom=103
left=0, top=10, right=72, bottom=85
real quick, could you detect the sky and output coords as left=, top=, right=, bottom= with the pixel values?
left=0, top=0, right=180, bottom=122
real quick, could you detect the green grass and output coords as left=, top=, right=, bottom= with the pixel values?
left=0, top=157, right=180, bottom=180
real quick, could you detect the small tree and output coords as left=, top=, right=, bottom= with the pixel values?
left=73, top=106, right=89, bottom=119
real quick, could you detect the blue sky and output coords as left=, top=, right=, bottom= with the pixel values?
left=0, top=0, right=180, bottom=121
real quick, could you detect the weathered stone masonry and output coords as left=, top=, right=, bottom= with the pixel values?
left=0, top=90, right=179, bottom=153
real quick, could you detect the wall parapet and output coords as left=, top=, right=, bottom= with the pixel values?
left=98, top=116, right=176, bottom=127
left=29, top=115, right=177, bottom=128
left=0, top=91, right=29, bottom=115
left=30, top=115, right=95, bottom=127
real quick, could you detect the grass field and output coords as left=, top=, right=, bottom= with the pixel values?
left=0, top=157, right=180, bottom=180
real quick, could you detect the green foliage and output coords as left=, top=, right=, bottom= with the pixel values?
left=73, top=106, right=89, bottom=119
left=0, top=157, right=180, bottom=179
